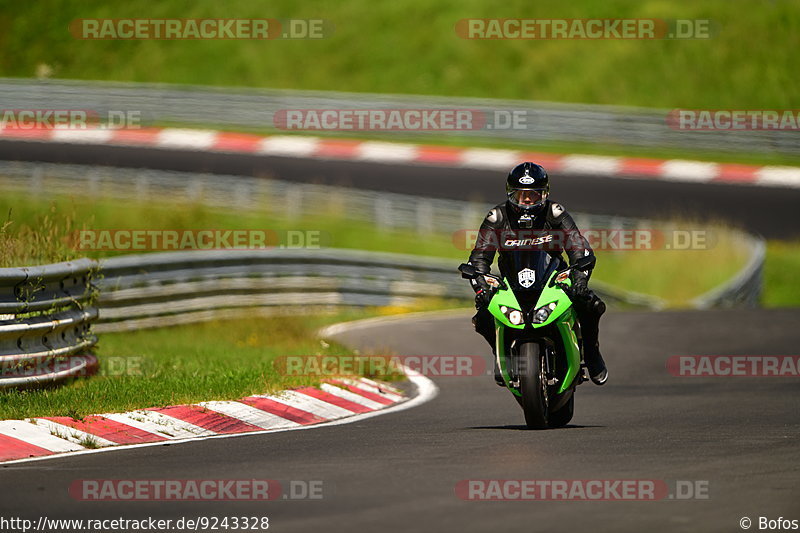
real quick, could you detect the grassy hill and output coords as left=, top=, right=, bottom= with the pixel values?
left=0, top=0, right=796, bottom=108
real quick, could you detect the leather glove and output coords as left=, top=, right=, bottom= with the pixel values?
left=570, top=270, right=590, bottom=300
left=475, top=288, right=493, bottom=308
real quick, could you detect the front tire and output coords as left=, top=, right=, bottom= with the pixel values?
left=548, top=393, right=574, bottom=428
left=518, top=341, right=549, bottom=429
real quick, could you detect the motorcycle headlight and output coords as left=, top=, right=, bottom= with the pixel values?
left=532, top=302, right=558, bottom=324
left=498, top=305, right=524, bottom=325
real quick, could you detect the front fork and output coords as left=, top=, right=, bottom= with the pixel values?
left=494, top=310, right=583, bottom=396
left=495, top=323, right=523, bottom=397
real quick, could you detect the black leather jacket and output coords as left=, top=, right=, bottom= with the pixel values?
left=467, top=200, right=594, bottom=285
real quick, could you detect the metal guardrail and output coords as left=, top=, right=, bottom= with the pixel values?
left=94, top=249, right=472, bottom=332
left=0, top=258, right=96, bottom=314
left=0, top=78, right=797, bottom=155
left=0, top=159, right=641, bottom=236
left=94, top=248, right=666, bottom=334
left=0, top=259, right=99, bottom=389
left=0, top=160, right=488, bottom=236
left=692, top=235, right=766, bottom=309
left=94, top=237, right=771, bottom=336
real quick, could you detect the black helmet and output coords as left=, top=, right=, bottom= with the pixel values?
left=506, top=162, right=550, bottom=212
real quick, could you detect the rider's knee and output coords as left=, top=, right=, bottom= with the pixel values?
left=590, top=292, right=606, bottom=316
left=575, top=291, right=606, bottom=318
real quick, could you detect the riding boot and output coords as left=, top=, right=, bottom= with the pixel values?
left=576, top=291, right=608, bottom=385
left=473, top=308, right=504, bottom=386
left=492, top=358, right=505, bottom=387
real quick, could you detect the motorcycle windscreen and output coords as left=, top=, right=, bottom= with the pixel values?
left=504, top=249, right=561, bottom=297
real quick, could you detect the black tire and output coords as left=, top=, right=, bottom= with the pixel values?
left=518, top=341, right=549, bottom=429
left=548, top=393, right=574, bottom=428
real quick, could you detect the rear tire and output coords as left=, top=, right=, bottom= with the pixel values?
left=518, top=342, right=549, bottom=429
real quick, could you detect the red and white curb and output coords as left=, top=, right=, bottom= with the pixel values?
left=1, top=125, right=799, bottom=188
left=0, top=375, right=434, bottom=465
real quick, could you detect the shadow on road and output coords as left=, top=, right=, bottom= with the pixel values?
left=467, top=424, right=605, bottom=431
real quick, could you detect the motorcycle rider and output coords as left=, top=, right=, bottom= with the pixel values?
left=467, top=162, right=608, bottom=386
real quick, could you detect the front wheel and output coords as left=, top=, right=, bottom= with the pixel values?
left=518, top=341, right=549, bottom=429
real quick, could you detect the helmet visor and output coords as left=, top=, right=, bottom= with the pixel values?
left=508, top=188, right=547, bottom=208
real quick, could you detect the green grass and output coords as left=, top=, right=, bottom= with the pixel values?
left=2, top=0, right=796, bottom=110
left=763, top=241, right=800, bottom=307
left=594, top=221, right=751, bottom=306
left=0, top=204, right=85, bottom=268
left=0, top=189, right=462, bottom=265
left=0, top=315, right=356, bottom=420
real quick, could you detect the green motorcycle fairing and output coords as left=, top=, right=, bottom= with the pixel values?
left=490, top=270, right=581, bottom=394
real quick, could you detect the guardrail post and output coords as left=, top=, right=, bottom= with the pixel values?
left=285, top=187, right=302, bottom=220
left=375, top=198, right=392, bottom=229
left=416, top=200, right=434, bottom=235
left=135, top=173, right=149, bottom=201
left=28, top=165, right=43, bottom=195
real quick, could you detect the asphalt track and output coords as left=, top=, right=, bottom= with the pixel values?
left=1, top=139, right=800, bottom=238
left=1, top=309, right=798, bottom=532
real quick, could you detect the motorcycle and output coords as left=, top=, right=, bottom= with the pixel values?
left=459, top=252, right=595, bottom=429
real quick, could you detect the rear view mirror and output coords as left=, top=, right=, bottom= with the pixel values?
left=458, top=263, right=478, bottom=279
left=550, top=255, right=596, bottom=287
